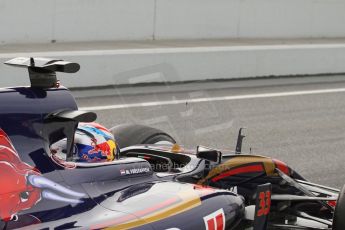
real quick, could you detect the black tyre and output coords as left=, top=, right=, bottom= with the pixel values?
left=110, top=124, right=176, bottom=149
left=333, top=184, right=345, bottom=230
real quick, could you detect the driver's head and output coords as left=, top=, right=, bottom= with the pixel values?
left=51, top=122, right=118, bottom=162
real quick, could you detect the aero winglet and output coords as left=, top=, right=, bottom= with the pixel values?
left=235, top=128, right=246, bottom=154
left=4, top=57, right=80, bottom=88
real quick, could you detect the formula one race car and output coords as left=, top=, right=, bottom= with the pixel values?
left=0, top=57, right=343, bottom=230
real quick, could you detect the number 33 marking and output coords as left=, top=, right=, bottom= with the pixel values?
left=257, top=191, right=271, bottom=216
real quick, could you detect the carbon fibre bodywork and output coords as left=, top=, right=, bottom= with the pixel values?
left=0, top=86, right=245, bottom=229
left=1, top=58, right=342, bottom=230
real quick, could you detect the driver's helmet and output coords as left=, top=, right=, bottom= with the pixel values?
left=50, top=122, right=118, bottom=162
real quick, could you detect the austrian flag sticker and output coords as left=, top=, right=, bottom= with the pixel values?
left=119, top=169, right=126, bottom=175
left=203, top=208, right=225, bottom=230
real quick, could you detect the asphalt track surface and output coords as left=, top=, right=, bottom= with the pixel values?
left=74, top=76, right=345, bottom=189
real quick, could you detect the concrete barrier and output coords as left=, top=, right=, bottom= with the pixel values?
left=1, top=42, right=345, bottom=88
left=1, top=0, right=345, bottom=88
left=0, top=0, right=155, bottom=44
left=155, top=0, right=345, bottom=39
left=1, top=0, right=345, bottom=44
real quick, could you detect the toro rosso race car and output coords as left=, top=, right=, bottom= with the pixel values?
left=0, top=57, right=344, bottom=230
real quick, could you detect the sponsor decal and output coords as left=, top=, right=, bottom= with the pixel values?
left=119, top=167, right=151, bottom=176
left=203, top=208, right=225, bottom=230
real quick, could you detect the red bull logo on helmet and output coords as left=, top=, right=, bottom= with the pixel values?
left=75, top=123, right=116, bottom=162
left=50, top=122, right=117, bottom=163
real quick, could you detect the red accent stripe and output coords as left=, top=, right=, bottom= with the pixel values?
left=211, top=164, right=264, bottom=182
left=328, top=200, right=337, bottom=207
left=215, top=213, right=224, bottom=230
left=273, top=159, right=290, bottom=175
left=207, top=218, right=215, bottom=230
left=135, top=197, right=179, bottom=216
left=193, top=184, right=215, bottom=196
left=91, top=196, right=180, bottom=229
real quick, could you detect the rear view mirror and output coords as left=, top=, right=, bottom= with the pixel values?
left=196, top=146, right=222, bottom=163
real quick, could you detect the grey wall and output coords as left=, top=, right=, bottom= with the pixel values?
left=2, top=44, right=345, bottom=88
left=1, top=0, right=345, bottom=44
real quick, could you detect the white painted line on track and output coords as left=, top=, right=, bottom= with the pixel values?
left=2, top=44, right=345, bottom=58
left=79, top=87, right=345, bottom=111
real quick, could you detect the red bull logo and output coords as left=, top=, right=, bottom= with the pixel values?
left=88, top=140, right=115, bottom=159
left=0, top=129, right=85, bottom=222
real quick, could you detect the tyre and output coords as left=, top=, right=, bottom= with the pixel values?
left=109, top=124, right=176, bottom=149
left=333, top=184, right=345, bottom=230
